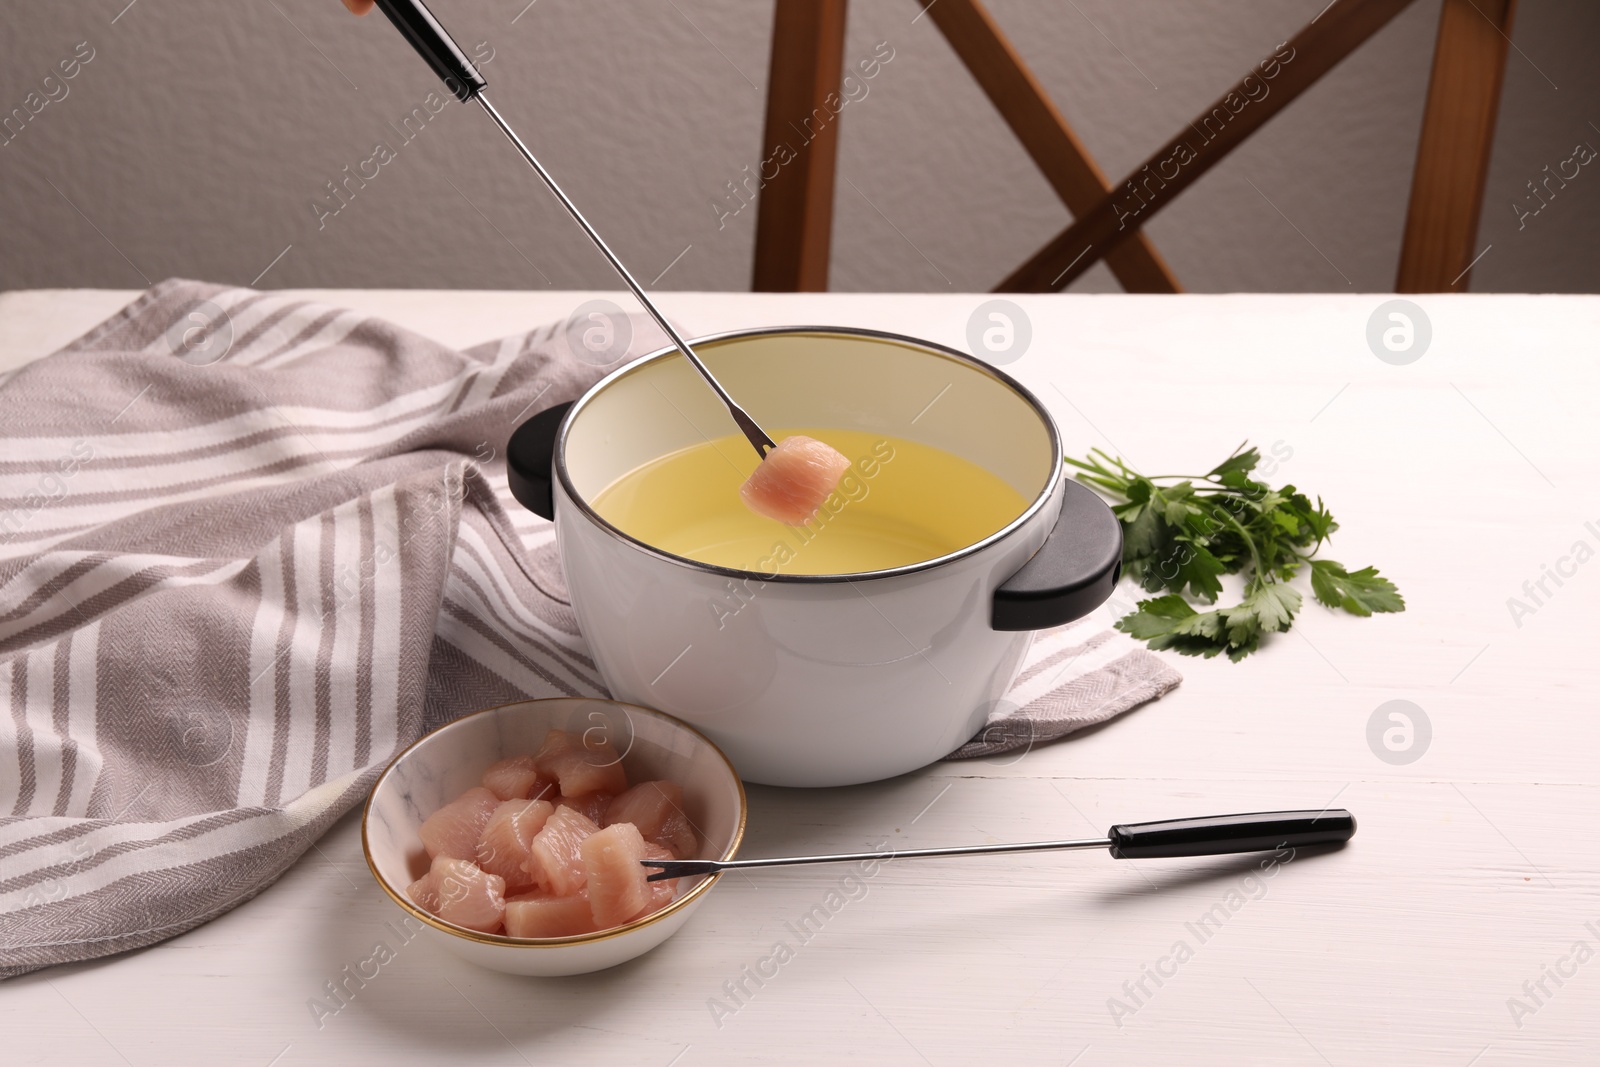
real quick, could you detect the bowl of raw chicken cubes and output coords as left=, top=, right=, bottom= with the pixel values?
left=363, top=697, right=746, bottom=975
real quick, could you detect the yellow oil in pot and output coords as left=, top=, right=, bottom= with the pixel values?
left=590, top=428, right=1030, bottom=575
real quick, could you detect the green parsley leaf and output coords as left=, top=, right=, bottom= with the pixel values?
left=1114, top=596, right=1231, bottom=659
left=1070, top=443, right=1403, bottom=661
left=1309, top=560, right=1406, bottom=617
left=1206, top=445, right=1260, bottom=479
left=1235, top=581, right=1301, bottom=634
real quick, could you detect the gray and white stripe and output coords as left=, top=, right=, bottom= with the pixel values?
left=0, top=280, right=674, bottom=978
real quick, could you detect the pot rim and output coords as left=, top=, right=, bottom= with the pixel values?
left=554, top=325, right=1063, bottom=585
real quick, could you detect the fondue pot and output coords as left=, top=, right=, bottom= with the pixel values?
left=507, top=327, right=1122, bottom=787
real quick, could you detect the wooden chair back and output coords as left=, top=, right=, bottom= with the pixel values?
left=751, top=0, right=1517, bottom=294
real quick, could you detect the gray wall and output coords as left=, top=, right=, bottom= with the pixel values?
left=1, top=0, right=1595, bottom=294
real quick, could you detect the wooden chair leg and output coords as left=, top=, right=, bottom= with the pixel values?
left=999, top=0, right=1418, bottom=293
left=923, top=0, right=1180, bottom=294
left=752, top=0, right=849, bottom=292
left=1395, top=0, right=1516, bottom=293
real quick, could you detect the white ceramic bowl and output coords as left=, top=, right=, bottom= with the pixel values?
left=362, top=698, right=746, bottom=976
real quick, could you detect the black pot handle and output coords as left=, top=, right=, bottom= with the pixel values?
left=506, top=401, right=574, bottom=521
left=992, top=477, right=1122, bottom=631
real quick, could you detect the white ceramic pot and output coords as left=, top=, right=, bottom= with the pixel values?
left=508, top=328, right=1121, bottom=787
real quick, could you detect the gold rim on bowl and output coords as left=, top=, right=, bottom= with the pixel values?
left=360, top=697, right=748, bottom=949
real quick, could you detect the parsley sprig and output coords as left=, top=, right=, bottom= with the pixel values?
left=1067, top=444, right=1404, bottom=661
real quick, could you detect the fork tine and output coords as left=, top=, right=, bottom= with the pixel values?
left=641, top=858, right=719, bottom=881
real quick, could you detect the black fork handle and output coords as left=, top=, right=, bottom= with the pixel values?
left=1108, top=810, right=1356, bottom=859
left=372, top=0, right=486, bottom=101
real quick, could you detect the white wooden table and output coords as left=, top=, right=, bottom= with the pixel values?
left=2, top=289, right=1596, bottom=1066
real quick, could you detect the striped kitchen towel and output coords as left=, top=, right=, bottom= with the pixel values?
left=0, top=280, right=1179, bottom=977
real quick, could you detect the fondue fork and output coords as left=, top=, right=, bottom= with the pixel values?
left=641, top=809, right=1356, bottom=880
left=372, top=0, right=778, bottom=460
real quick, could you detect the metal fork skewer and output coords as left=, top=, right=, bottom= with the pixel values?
left=475, top=94, right=777, bottom=459
left=642, top=836, right=1112, bottom=881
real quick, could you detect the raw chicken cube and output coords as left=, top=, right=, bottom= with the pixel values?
left=419, top=786, right=500, bottom=861
left=556, top=791, right=613, bottom=826
left=524, top=805, right=600, bottom=896
left=406, top=869, right=441, bottom=914
left=476, top=798, right=554, bottom=891
left=504, top=890, right=599, bottom=939
left=739, top=435, right=851, bottom=525
left=481, top=755, right=557, bottom=802
left=533, top=729, right=628, bottom=797
left=406, top=745, right=706, bottom=938
left=582, top=822, right=651, bottom=928
left=605, top=781, right=696, bottom=859
left=430, top=857, right=506, bottom=933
